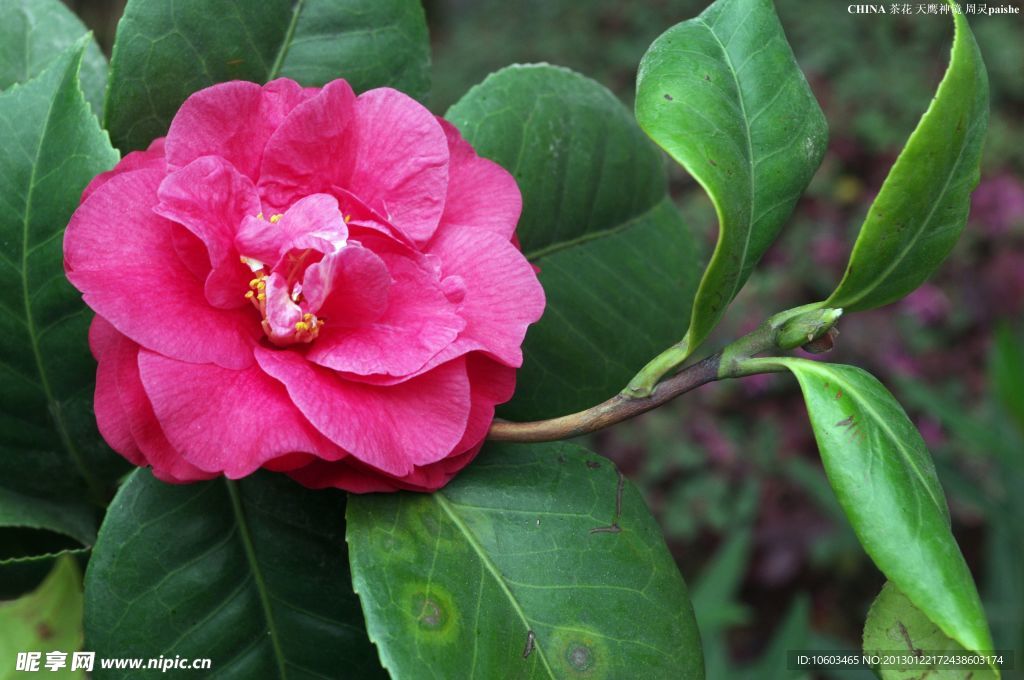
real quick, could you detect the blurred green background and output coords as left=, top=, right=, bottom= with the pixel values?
left=59, top=0, right=1024, bottom=676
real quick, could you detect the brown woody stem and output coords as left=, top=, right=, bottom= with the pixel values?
left=487, top=353, right=723, bottom=442
left=486, top=305, right=842, bottom=443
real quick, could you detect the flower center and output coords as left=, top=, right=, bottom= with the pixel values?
left=242, top=266, right=324, bottom=347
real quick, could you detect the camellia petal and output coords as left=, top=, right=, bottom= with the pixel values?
left=165, top=79, right=311, bottom=181
left=235, top=193, right=348, bottom=266
left=306, top=254, right=464, bottom=377
left=64, top=169, right=260, bottom=369
left=288, top=355, right=515, bottom=493
left=89, top=317, right=144, bottom=467
left=300, top=245, right=390, bottom=325
left=91, top=317, right=216, bottom=483
left=437, top=119, right=522, bottom=240
left=345, top=89, right=450, bottom=243
left=426, top=225, right=546, bottom=367
left=155, top=156, right=261, bottom=265
left=155, top=156, right=262, bottom=309
left=138, top=350, right=347, bottom=478
left=258, top=80, right=359, bottom=213
left=255, top=348, right=471, bottom=476
left=82, top=137, right=166, bottom=203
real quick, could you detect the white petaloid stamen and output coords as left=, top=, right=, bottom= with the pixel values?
left=239, top=255, right=266, bottom=272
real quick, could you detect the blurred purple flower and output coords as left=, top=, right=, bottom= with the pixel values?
left=971, top=174, right=1024, bottom=236
left=916, top=417, right=946, bottom=449
left=901, top=284, right=950, bottom=325
left=882, top=350, right=920, bottom=378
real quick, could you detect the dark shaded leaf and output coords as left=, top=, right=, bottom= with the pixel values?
left=446, top=64, right=701, bottom=420
left=0, top=0, right=107, bottom=115
left=84, top=470, right=384, bottom=679
left=348, top=441, right=704, bottom=679
left=104, top=0, right=431, bottom=151
left=0, top=40, right=124, bottom=511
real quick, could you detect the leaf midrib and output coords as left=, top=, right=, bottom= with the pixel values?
left=696, top=13, right=757, bottom=310
left=829, top=115, right=978, bottom=310
left=434, top=493, right=557, bottom=679
left=267, top=0, right=306, bottom=81
left=15, top=53, right=104, bottom=502
left=792, top=361, right=947, bottom=519
left=826, top=15, right=982, bottom=310
left=225, top=479, right=288, bottom=679
left=523, top=196, right=669, bottom=262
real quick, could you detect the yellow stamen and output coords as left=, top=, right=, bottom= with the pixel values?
left=295, top=321, right=310, bottom=332
left=256, top=280, right=266, bottom=290
left=244, top=290, right=255, bottom=299
left=269, top=213, right=284, bottom=224
left=256, top=293, right=266, bottom=301
left=257, top=212, right=264, bottom=220
left=344, top=214, right=352, bottom=223
left=248, top=278, right=261, bottom=288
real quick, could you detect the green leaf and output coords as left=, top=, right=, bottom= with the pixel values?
left=822, top=5, right=988, bottom=311
left=104, top=0, right=431, bottom=152
left=864, top=582, right=1000, bottom=679
left=0, top=40, right=125, bottom=509
left=0, top=556, right=85, bottom=675
left=445, top=64, right=701, bottom=420
left=0, top=486, right=96, bottom=549
left=635, top=0, right=827, bottom=355
left=83, top=470, right=384, bottom=679
left=736, top=595, right=810, bottom=680
left=991, top=323, right=1024, bottom=434
left=0, top=485, right=95, bottom=599
left=0, top=0, right=107, bottom=116
left=690, top=528, right=753, bottom=679
left=347, top=441, right=704, bottom=679
left=760, top=358, right=994, bottom=658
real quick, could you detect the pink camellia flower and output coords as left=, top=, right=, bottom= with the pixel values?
left=64, top=78, right=545, bottom=492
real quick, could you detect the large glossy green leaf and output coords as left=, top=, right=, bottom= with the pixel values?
left=864, top=582, right=1000, bottom=679
left=822, top=5, right=988, bottom=311
left=0, top=556, right=85, bottom=676
left=347, top=441, right=704, bottom=679
left=758, top=358, right=994, bottom=658
left=105, top=0, right=431, bottom=152
left=84, top=470, right=384, bottom=679
left=0, top=485, right=95, bottom=599
left=0, top=0, right=107, bottom=116
left=0, top=40, right=124, bottom=510
left=0, top=486, right=95, bottom=549
left=635, top=0, right=827, bottom=356
left=446, top=64, right=701, bottom=420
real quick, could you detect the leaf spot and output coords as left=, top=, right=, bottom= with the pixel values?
left=412, top=593, right=447, bottom=631
left=566, top=642, right=595, bottom=672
